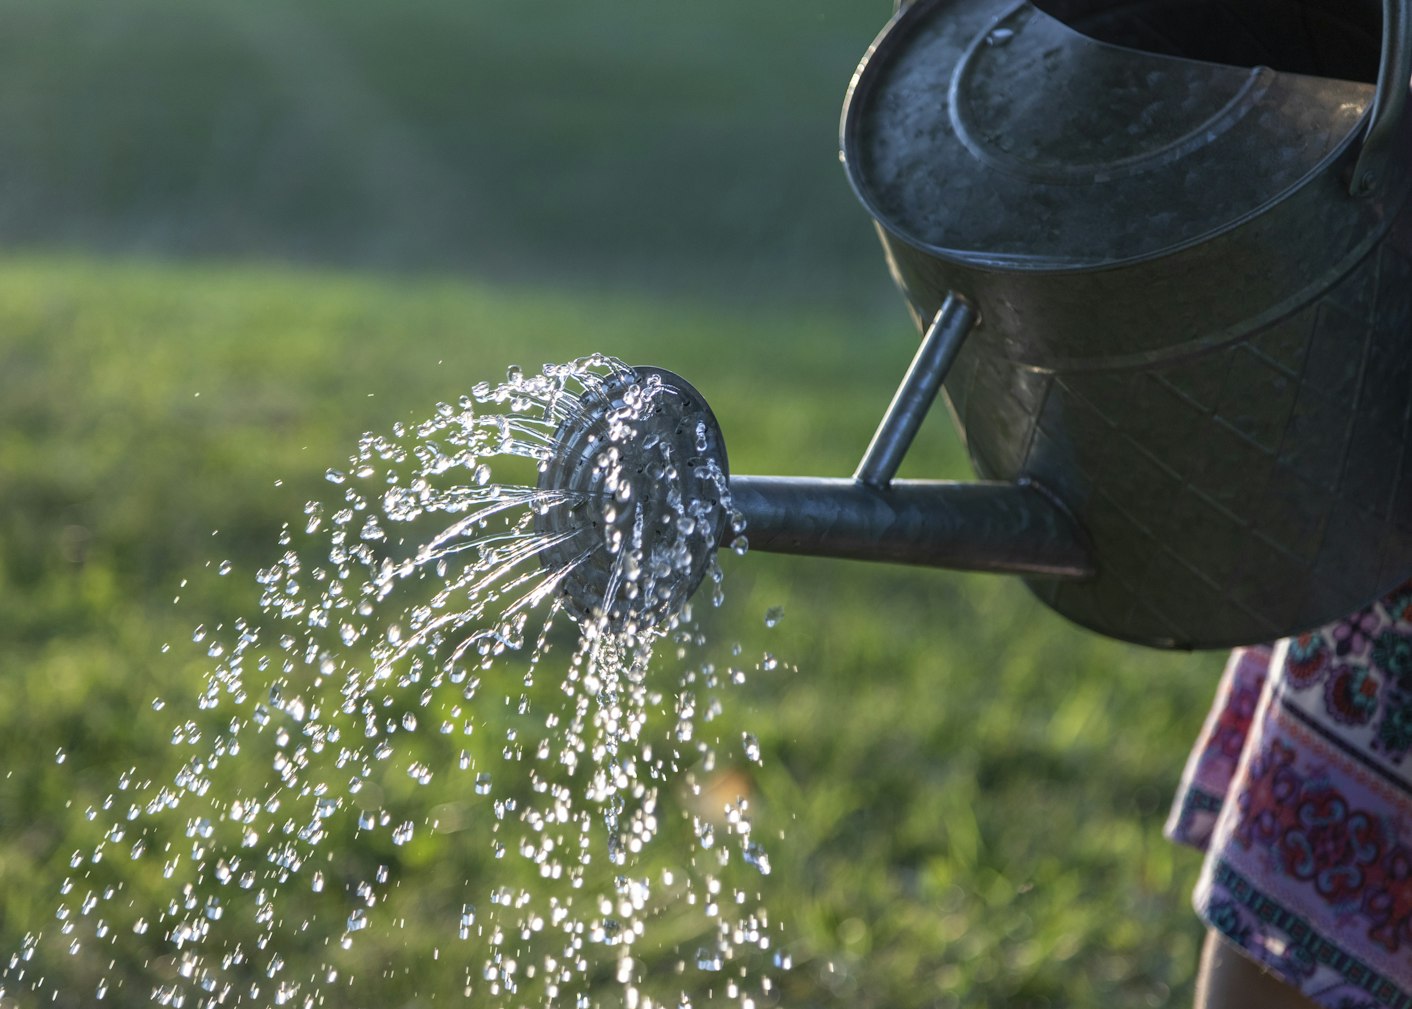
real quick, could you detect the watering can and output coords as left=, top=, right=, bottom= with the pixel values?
left=540, top=0, right=1412, bottom=650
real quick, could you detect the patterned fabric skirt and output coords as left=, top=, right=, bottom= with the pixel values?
left=1167, top=585, right=1412, bottom=1008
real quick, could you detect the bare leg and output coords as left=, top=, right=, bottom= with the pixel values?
left=1194, top=930, right=1320, bottom=1009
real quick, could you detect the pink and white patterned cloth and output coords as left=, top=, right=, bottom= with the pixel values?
left=1167, top=584, right=1412, bottom=1008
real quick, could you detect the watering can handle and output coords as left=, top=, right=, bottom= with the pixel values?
left=1350, top=0, right=1410, bottom=195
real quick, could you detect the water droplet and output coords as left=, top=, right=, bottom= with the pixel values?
left=742, top=733, right=761, bottom=764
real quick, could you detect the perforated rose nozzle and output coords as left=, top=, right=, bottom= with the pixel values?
left=534, top=366, right=730, bottom=634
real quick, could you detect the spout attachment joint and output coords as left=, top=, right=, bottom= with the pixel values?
left=855, top=294, right=977, bottom=487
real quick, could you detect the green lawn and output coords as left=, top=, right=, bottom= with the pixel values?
left=0, top=0, right=895, bottom=310
left=0, top=0, right=1227, bottom=1004
left=0, top=257, right=1218, bottom=1008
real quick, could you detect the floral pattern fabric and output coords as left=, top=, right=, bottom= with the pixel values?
left=1167, top=583, right=1412, bottom=1008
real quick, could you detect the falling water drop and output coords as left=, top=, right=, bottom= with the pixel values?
left=741, top=734, right=761, bottom=764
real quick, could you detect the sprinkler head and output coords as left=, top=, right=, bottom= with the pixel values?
left=535, top=365, right=729, bottom=632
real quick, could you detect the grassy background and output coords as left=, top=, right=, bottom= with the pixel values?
left=0, top=0, right=898, bottom=309
left=0, top=2, right=1222, bottom=1007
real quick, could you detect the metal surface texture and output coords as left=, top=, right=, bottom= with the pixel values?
left=535, top=366, right=729, bottom=631
left=838, top=0, right=1412, bottom=647
left=844, top=0, right=1377, bottom=269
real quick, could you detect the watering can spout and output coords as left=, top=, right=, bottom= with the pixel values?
left=534, top=294, right=1092, bottom=632
left=726, top=475, right=1092, bottom=579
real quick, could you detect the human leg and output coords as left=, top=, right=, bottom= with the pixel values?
left=1193, top=930, right=1319, bottom=1009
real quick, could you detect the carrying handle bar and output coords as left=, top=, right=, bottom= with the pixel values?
left=1350, top=0, right=1411, bottom=195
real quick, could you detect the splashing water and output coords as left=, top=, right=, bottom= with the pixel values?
left=3, top=356, right=786, bottom=1009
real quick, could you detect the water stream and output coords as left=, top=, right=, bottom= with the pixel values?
left=3, top=356, right=785, bottom=1009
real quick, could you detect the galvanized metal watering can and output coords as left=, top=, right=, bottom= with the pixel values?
left=541, top=0, right=1412, bottom=650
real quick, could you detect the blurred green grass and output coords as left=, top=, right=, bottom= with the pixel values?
left=0, top=258, right=1217, bottom=1008
left=0, top=0, right=1224, bottom=1006
left=0, top=0, right=894, bottom=309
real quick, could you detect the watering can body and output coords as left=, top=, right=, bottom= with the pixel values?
left=839, top=0, right=1412, bottom=648
left=537, top=0, right=1412, bottom=650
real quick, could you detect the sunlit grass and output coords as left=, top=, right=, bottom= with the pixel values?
left=0, top=0, right=891, bottom=308
left=0, top=256, right=1219, bottom=1008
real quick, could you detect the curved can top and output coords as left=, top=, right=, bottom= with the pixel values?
left=841, top=0, right=1377, bottom=271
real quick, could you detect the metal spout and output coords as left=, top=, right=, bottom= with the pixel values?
left=721, top=295, right=1092, bottom=579
left=727, top=475, right=1092, bottom=579
left=534, top=345, right=1095, bottom=631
